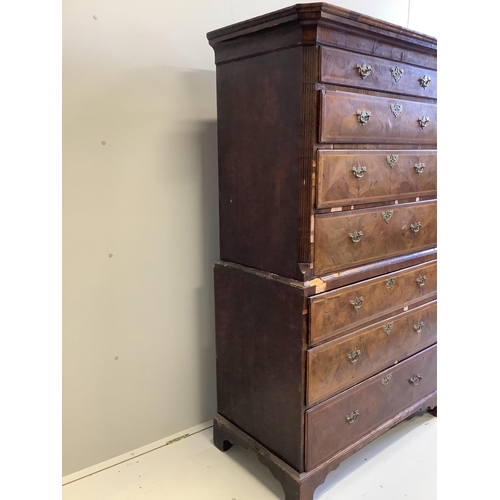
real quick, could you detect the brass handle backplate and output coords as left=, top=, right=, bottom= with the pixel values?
left=413, top=321, right=424, bottom=334
left=357, top=109, right=371, bottom=125
left=350, top=296, right=364, bottom=310
left=410, top=221, right=421, bottom=234
left=357, top=63, right=372, bottom=79
left=419, top=75, right=432, bottom=89
left=381, top=373, right=392, bottom=386
left=346, top=410, right=360, bottom=424
left=352, top=164, right=367, bottom=179
left=347, top=349, right=361, bottom=364
left=409, top=374, right=423, bottom=386
left=349, top=230, right=363, bottom=244
left=414, top=162, right=426, bottom=176
left=416, top=275, right=427, bottom=287
left=418, top=116, right=430, bottom=129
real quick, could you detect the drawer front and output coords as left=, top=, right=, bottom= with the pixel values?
left=307, top=301, right=437, bottom=405
left=310, top=260, right=436, bottom=344
left=319, top=90, right=437, bottom=144
left=305, top=344, right=437, bottom=471
left=317, top=150, right=437, bottom=209
left=314, top=200, right=437, bottom=276
left=320, top=47, right=437, bottom=99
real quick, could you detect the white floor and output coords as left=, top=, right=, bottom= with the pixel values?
left=62, top=411, right=436, bottom=500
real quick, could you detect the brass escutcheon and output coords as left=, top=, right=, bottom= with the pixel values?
left=352, top=164, right=367, bottom=179
left=381, top=373, right=392, bottom=386
left=385, top=277, right=397, bottom=290
left=414, top=162, right=426, bottom=176
left=357, top=63, right=372, bottom=79
left=346, top=410, right=360, bottom=424
left=416, top=275, right=427, bottom=287
left=410, top=221, right=421, bottom=234
left=386, top=154, right=399, bottom=168
left=419, top=75, right=432, bottom=89
left=390, top=103, right=403, bottom=117
left=357, top=109, right=371, bottom=125
left=381, top=210, right=394, bottom=223
left=390, top=66, right=404, bottom=82
left=347, top=349, right=361, bottom=364
left=350, top=296, right=364, bottom=310
left=413, top=321, right=424, bottom=334
left=349, top=230, right=363, bottom=244
left=382, top=322, right=394, bottom=335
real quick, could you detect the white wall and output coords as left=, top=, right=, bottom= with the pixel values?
left=62, top=0, right=436, bottom=476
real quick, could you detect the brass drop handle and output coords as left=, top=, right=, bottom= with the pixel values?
left=349, top=230, right=363, bottom=244
left=350, top=296, right=364, bottom=310
left=416, top=275, right=427, bottom=287
left=413, top=321, right=424, bottom=334
left=410, top=221, right=421, bottom=234
left=352, top=164, right=367, bottom=179
left=381, top=373, right=392, bottom=386
left=346, top=410, right=360, bottom=424
left=414, top=162, right=426, bottom=176
left=418, top=116, right=430, bottom=129
left=409, top=374, right=423, bottom=386
left=419, top=75, right=432, bottom=89
left=357, top=109, right=371, bottom=125
left=357, top=63, right=372, bottom=79
left=347, top=349, right=361, bottom=364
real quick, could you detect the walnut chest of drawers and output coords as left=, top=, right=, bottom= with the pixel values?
left=207, top=4, right=437, bottom=499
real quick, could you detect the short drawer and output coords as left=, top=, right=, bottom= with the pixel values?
left=316, top=150, right=437, bottom=209
left=305, top=344, right=437, bottom=471
left=307, top=300, right=437, bottom=405
left=319, top=90, right=436, bottom=144
left=320, top=46, right=437, bottom=99
left=314, top=200, right=437, bottom=276
left=309, top=260, right=436, bottom=344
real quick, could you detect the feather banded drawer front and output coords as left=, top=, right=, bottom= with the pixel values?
left=208, top=4, right=437, bottom=499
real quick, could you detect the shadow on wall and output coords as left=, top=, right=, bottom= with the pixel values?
left=63, top=62, right=220, bottom=475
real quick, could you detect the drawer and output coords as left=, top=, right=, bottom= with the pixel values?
left=314, top=200, right=437, bottom=276
left=319, top=90, right=437, bottom=144
left=309, top=260, right=436, bottom=344
left=305, top=344, right=437, bottom=471
left=320, top=46, right=437, bottom=99
left=307, top=300, right=437, bottom=405
left=316, top=150, right=437, bottom=209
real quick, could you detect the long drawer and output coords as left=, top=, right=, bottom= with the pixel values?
left=316, top=150, right=437, bottom=209
left=305, top=344, right=437, bottom=471
left=319, top=90, right=437, bottom=144
left=314, top=200, right=437, bottom=276
left=309, top=260, right=436, bottom=344
left=307, top=300, right=437, bottom=405
left=320, top=46, right=437, bottom=99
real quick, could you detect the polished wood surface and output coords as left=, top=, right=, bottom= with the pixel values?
left=314, top=200, right=437, bottom=275
left=305, top=344, right=437, bottom=471
left=316, top=150, right=437, bottom=209
left=309, top=260, right=437, bottom=344
left=320, top=90, right=437, bottom=144
left=307, top=301, right=437, bottom=405
left=320, top=46, right=437, bottom=98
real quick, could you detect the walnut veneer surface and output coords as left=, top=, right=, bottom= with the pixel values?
left=207, top=4, right=437, bottom=499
